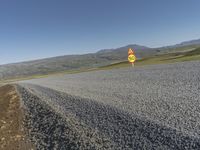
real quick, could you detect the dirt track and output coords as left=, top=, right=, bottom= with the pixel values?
left=0, top=85, right=34, bottom=150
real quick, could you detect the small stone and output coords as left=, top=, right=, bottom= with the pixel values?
left=0, top=125, right=6, bottom=130
left=0, top=120, right=6, bottom=124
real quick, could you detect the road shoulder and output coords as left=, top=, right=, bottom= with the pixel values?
left=0, top=84, right=34, bottom=150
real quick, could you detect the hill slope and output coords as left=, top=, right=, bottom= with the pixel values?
left=0, top=44, right=153, bottom=80
left=1, top=39, right=200, bottom=81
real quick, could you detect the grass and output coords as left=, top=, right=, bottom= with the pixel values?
left=99, top=47, right=200, bottom=69
left=0, top=67, right=99, bottom=84
left=1, top=47, right=200, bottom=84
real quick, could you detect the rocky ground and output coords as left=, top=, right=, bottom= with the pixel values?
left=16, top=61, right=200, bottom=149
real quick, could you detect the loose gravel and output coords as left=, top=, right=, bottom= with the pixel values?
left=17, top=61, right=200, bottom=149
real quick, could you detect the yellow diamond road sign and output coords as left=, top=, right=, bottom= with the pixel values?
left=128, top=54, right=136, bottom=63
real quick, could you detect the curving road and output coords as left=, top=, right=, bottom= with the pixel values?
left=17, top=61, right=200, bottom=149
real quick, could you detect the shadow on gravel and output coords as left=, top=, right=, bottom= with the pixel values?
left=17, top=84, right=200, bottom=150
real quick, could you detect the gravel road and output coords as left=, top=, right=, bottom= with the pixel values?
left=17, top=61, right=200, bottom=149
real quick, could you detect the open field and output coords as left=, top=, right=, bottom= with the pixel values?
left=16, top=60, right=200, bottom=149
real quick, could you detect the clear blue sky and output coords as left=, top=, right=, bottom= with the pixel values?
left=0, top=0, right=200, bottom=64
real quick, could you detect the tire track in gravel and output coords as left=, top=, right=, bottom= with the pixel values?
left=19, top=61, right=200, bottom=138
left=17, top=84, right=200, bottom=150
left=17, top=85, right=115, bottom=150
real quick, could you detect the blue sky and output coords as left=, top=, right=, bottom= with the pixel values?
left=0, top=0, right=200, bottom=64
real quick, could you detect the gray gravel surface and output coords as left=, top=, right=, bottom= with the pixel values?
left=17, top=61, right=200, bottom=149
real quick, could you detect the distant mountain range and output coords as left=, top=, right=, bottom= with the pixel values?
left=156, top=39, right=200, bottom=50
left=97, top=39, right=200, bottom=58
left=96, top=44, right=153, bottom=59
left=1, top=39, right=200, bottom=80
left=176, top=39, right=200, bottom=47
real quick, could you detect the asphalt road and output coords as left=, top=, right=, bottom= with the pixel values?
left=17, top=61, right=200, bottom=149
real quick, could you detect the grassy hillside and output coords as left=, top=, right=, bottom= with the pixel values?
left=0, top=45, right=153, bottom=81
left=1, top=44, right=200, bottom=83
left=99, top=47, right=200, bottom=69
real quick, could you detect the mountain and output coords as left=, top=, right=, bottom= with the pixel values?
left=158, top=39, right=200, bottom=50
left=0, top=44, right=155, bottom=80
left=1, top=40, right=200, bottom=81
left=97, top=44, right=150, bottom=54
left=177, top=39, right=200, bottom=47
left=146, top=39, right=200, bottom=54
left=0, top=54, right=112, bottom=80
left=97, top=44, right=157, bottom=60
